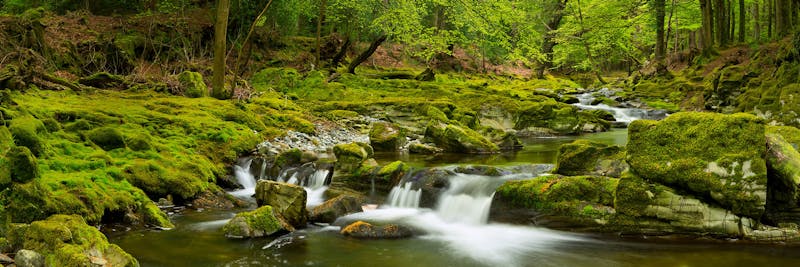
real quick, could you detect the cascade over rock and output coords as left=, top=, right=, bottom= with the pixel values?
left=255, top=180, right=308, bottom=228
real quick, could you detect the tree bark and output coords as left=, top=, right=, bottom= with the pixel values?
left=347, top=35, right=387, bottom=74
left=656, top=0, right=667, bottom=61
left=754, top=2, right=761, bottom=42
left=739, top=0, right=746, bottom=42
left=212, top=0, right=231, bottom=100
left=715, top=0, right=727, bottom=46
left=537, top=0, right=568, bottom=79
left=315, top=0, right=327, bottom=69
left=700, top=0, right=715, bottom=50
left=331, top=37, right=351, bottom=67
left=768, top=0, right=774, bottom=38
left=776, top=0, right=790, bottom=37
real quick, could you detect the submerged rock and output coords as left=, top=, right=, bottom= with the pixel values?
left=255, top=180, right=307, bottom=228
left=627, top=112, right=767, bottom=219
left=340, top=221, right=413, bottom=239
left=554, top=140, right=627, bottom=178
left=223, top=206, right=293, bottom=238
left=309, top=193, right=366, bottom=223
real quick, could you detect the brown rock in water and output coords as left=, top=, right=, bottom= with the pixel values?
left=309, top=194, right=365, bottom=223
left=255, top=180, right=307, bottom=228
left=340, top=221, right=413, bottom=239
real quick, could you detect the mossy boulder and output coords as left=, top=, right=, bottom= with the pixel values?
left=340, top=221, right=413, bottom=239
left=768, top=125, right=800, bottom=149
left=269, top=148, right=303, bottom=177
left=612, top=177, right=751, bottom=237
left=334, top=160, right=408, bottom=194
left=178, top=71, right=208, bottom=98
left=309, top=193, right=366, bottom=223
left=77, top=72, right=127, bottom=89
left=408, top=142, right=442, bottom=154
left=514, top=99, right=604, bottom=135
left=87, top=127, right=126, bottom=151
left=222, top=206, right=293, bottom=238
left=9, top=146, right=39, bottom=183
left=369, top=122, right=406, bottom=152
left=627, top=112, right=767, bottom=219
left=19, top=215, right=138, bottom=267
left=424, top=122, right=499, bottom=154
left=554, top=140, right=627, bottom=178
left=491, top=175, right=619, bottom=229
left=765, top=133, right=800, bottom=222
left=254, top=180, right=307, bottom=228
left=333, top=143, right=370, bottom=172
left=10, top=118, right=46, bottom=157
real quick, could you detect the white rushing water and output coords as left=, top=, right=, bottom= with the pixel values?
left=230, top=158, right=257, bottom=198
left=572, top=92, right=664, bottom=124
left=387, top=182, right=421, bottom=208
left=304, top=169, right=330, bottom=208
left=341, top=172, right=587, bottom=267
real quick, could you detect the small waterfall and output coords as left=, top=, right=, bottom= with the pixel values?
left=435, top=174, right=503, bottom=225
left=305, top=169, right=330, bottom=208
left=572, top=92, right=667, bottom=124
left=387, top=182, right=421, bottom=208
left=230, top=158, right=257, bottom=198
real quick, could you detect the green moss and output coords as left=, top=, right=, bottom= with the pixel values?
left=178, top=71, right=208, bottom=98
left=125, top=133, right=152, bottom=151
left=274, top=148, right=303, bottom=168
left=10, top=117, right=46, bottom=156
left=369, top=122, right=405, bottom=152
left=251, top=68, right=300, bottom=93
left=325, top=110, right=360, bottom=120
left=555, top=140, right=625, bottom=177
left=765, top=133, right=800, bottom=214
left=223, top=205, right=285, bottom=237
left=140, top=201, right=173, bottom=228
left=424, top=122, right=499, bottom=153
left=9, top=146, right=39, bottom=183
left=87, top=127, right=126, bottom=151
left=495, top=175, right=619, bottom=218
left=377, top=161, right=409, bottom=178
left=334, top=143, right=369, bottom=171
left=22, top=215, right=138, bottom=267
left=627, top=112, right=767, bottom=218
left=77, top=72, right=128, bottom=89
left=768, top=125, right=800, bottom=148
left=514, top=99, right=604, bottom=135
left=613, top=175, right=654, bottom=217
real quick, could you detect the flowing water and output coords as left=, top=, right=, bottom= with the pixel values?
left=110, top=125, right=800, bottom=266
left=571, top=92, right=668, bottom=125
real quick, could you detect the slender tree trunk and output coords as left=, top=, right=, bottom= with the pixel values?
left=347, top=35, right=387, bottom=74
left=656, top=0, right=667, bottom=61
left=768, top=0, right=774, bottom=38
left=701, top=0, right=715, bottom=50
left=234, top=0, right=274, bottom=76
left=331, top=37, right=351, bottom=67
left=754, top=2, right=761, bottom=42
left=537, top=0, right=568, bottom=79
left=575, top=0, right=606, bottom=83
left=776, top=0, right=790, bottom=37
left=690, top=30, right=698, bottom=50
left=315, top=0, right=327, bottom=69
left=729, top=0, right=735, bottom=41
left=212, top=0, right=231, bottom=100
left=715, top=0, right=727, bottom=46
left=739, top=0, right=746, bottom=42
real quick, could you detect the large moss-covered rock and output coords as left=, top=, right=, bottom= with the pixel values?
left=491, top=175, right=619, bottom=229
left=424, top=122, right=498, bottom=154
left=334, top=160, right=408, bottom=194
left=222, top=205, right=293, bottom=238
left=765, top=133, right=800, bottom=223
left=309, top=193, right=365, bottom=223
left=20, top=215, right=138, bottom=267
left=554, top=140, right=627, bottom=178
left=613, top=177, right=753, bottom=237
left=87, top=127, right=126, bottom=151
left=369, top=122, right=405, bottom=152
left=9, top=146, right=39, bottom=183
left=9, top=118, right=45, bottom=157
left=254, top=180, right=307, bottom=227
left=627, top=112, right=767, bottom=218
left=333, top=143, right=370, bottom=172
left=178, top=71, right=207, bottom=98
left=514, top=99, right=608, bottom=135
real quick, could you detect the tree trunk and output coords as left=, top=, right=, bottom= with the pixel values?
left=689, top=30, right=697, bottom=50
left=331, top=37, right=351, bottom=67
left=739, top=0, right=746, bottom=42
left=347, top=35, right=387, bottom=74
left=315, top=0, right=327, bottom=69
left=575, top=0, right=606, bottom=83
left=768, top=0, right=774, bottom=38
left=776, top=0, right=790, bottom=37
left=701, top=0, right=715, bottom=50
left=754, top=2, right=761, bottom=42
left=716, top=0, right=727, bottom=46
left=656, top=0, right=667, bottom=61
left=234, top=0, right=274, bottom=76
left=537, top=0, right=568, bottom=79
left=729, top=0, right=735, bottom=41
left=212, top=0, right=231, bottom=100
